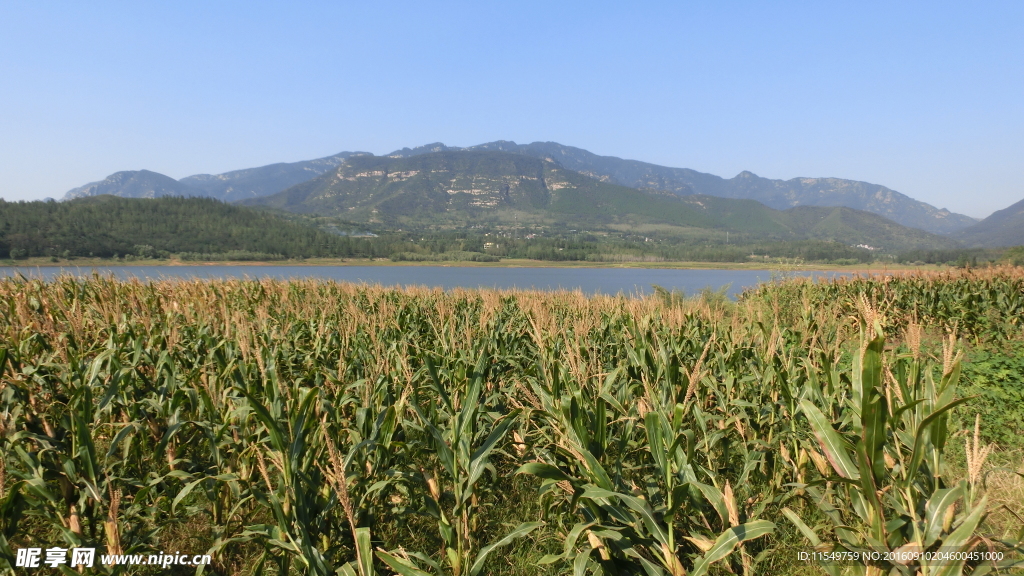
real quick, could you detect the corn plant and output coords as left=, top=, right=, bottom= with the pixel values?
left=517, top=321, right=776, bottom=576
left=784, top=321, right=1022, bottom=575
left=1, top=274, right=1022, bottom=576
left=377, top=353, right=541, bottom=576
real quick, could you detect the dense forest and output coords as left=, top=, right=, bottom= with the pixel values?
left=0, top=196, right=385, bottom=259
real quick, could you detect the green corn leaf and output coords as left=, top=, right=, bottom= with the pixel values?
left=924, top=487, right=962, bottom=547
left=354, top=527, right=374, bottom=576
left=468, top=521, right=543, bottom=576
left=691, top=520, right=775, bottom=576
left=858, top=335, right=887, bottom=484
left=580, top=486, right=646, bottom=527
left=691, top=482, right=728, bottom=526
left=572, top=547, right=593, bottom=576
left=234, top=386, right=287, bottom=454
left=423, top=356, right=452, bottom=412
left=467, top=414, right=516, bottom=489
left=593, top=396, right=607, bottom=456
left=781, top=507, right=822, bottom=546
left=289, top=386, right=319, bottom=454
left=561, top=521, right=597, bottom=559
left=905, top=397, right=971, bottom=485
left=537, top=554, right=563, bottom=565
left=645, top=412, right=669, bottom=482
left=412, top=403, right=456, bottom=479
left=854, top=442, right=884, bottom=541
left=172, top=477, right=205, bottom=514
left=104, top=423, right=139, bottom=461
left=457, top=371, right=484, bottom=451
left=406, top=551, right=444, bottom=573
left=800, top=399, right=860, bottom=480
left=580, top=447, right=615, bottom=491
left=516, top=462, right=575, bottom=483
left=582, top=487, right=670, bottom=546
left=890, top=399, right=925, bottom=422
left=934, top=496, right=988, bottom=576
left=376, top=551, right=433, bottom=576
left=943, top=494, right=987, bottom=551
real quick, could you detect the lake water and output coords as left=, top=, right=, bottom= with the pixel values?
left=0, top=265, right=841, bottom=298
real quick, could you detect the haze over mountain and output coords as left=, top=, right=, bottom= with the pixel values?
left=243, top=150, right=955, bottom=252
left=178, top=151, right=366, bottom=202
left=955, top=196, right=1024, bottom=247
left=389, top=141, right=978, bottom=235
left=62, top=152, right=366, bottom=202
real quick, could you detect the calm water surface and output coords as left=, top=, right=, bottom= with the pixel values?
left=0, top=265, right=843, bottom=298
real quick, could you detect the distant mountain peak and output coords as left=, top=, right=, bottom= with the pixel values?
left=63, top=170, right=197, bottom=200
left=63, top=151, right=366, bottom=203
left=387, top=142, right=455, bottom=158
left=956, top=195, right=1024, bottom=247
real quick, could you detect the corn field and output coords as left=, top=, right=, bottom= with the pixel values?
left=1, top=270, right=1023, bottom=575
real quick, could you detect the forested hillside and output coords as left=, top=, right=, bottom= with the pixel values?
left=0, top=196, right=374, bottom=259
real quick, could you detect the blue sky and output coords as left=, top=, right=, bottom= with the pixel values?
left=1, top=1, right=1021, bottom=218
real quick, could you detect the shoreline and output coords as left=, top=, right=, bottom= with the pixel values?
left=1, top=257, right=947, bottom=273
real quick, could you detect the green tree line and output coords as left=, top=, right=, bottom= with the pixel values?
left=1, top=196, right=923, bottom=264
left=0, top=197, right=400, bottom=259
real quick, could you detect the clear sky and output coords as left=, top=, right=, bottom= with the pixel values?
left=1, top=1, right=1021, bottom=218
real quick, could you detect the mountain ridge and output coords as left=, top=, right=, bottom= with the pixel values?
left=243, top=150, right=956, bottom=252
left=63, top=170, right=198, bottom=200
left=178, top=151, right=368, bottom=201
left=955, top=196, right=1024, bottom=247
left=389, top=141, right=977, bottom=235
left=61, top=151, right=369, bottom=203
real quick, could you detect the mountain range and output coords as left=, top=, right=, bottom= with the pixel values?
left=240, top=150, right=955, bottom=252
left=57, top=140, right=1023, bottom=247
left=389, top=142, right=978, bottom=236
